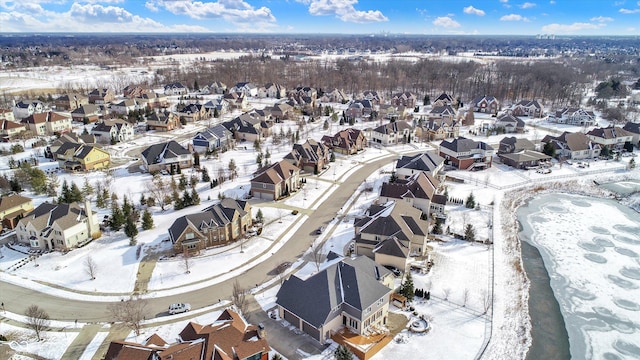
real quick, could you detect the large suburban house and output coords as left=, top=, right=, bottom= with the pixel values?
left=622, top=122, right=640, bottom=145
left=251, top=160, right=301, bottom=200
left=552, top=108, right=596, bottom=126
left=16, top=201, right=100, bottom=251
left=192, top=124, right=235, bottom=154
left=391, top=91, right=417, bottom=108
left=0, top=119, right=27, bottom=140
left=359, top=90, right=382, bottom=104
left=472, top=95, right=500, bottom=114
left=109, top=99, right=139, bottom=115
left=586, top=126, right=635, bottom=152
left=541, top=132, right=601, bottom=160
left=231, top=82, right=258, bottom=97
left=497, top=137, right=550, bottom=169
left=495, top=113, right=526, bottom=133
left=354, top=200, right=430, bottom=261
left=319, top=88, right=348, bottom=103
left=91, top=119, right=134, bottom=144
left=141, top=140, right=192, bottom=173
left=107, top=308, right=270, bottom=360
left=136, top=91, right=169, bottom=109
left=432, top=92, right=455, bottom=107
left=395, top=151, right=445, bottom=178
left=321, top=128, right=366, bottom=155
left=276, top=255, right=393, bottom=346
left=0, top=193, right=34, bottom=229
left=176, top=103, right=209, bottom=123
left=146, top=111, right=181, bottom=132
left=512, top=99, right=543, bottom=118
left=223, top=92, right=249, bottom=111
left=88, top=88, right=115, bottom=104
left=346, top=99, right=374, bottom=120
left=13, top=100, right=45, bottom=120
left=21, top=111, right=72, bottom=136
left=70, top=104, right=103, bottom=123
left=368, top=121, right=415, bottom=146
left=222, top=115, right=265, bottom=143
left=54, top=94, right=89, bottom=111
left=168, top=199, right=251, bottom=255
left=54, top=142, right=111, bottom=172
left=439, top=137, right=494, bottom=170
left=203, top=98, right=230, bottom=116
left=379, top=172, right=446, bottom=219
left=284, top=139, right=330, bottom=174
left=164, top=82, right=189, bottom=96
left=259, top=83, right=287, bottom=98
left=429, top=105, right=457, bottom=121
left=416, top=118, right=460, bottom=141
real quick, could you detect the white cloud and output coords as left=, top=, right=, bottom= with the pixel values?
left=590, top=16, right=613, bottom=22
left=549, top=0, right=555, bottom=4
left=154, top=0, right=276, bottom=24
left=145, top=1, right=158, bottom=12
left=499, top=0, right=508, bottom=2
left=520, top=2, right=536, bottom=8
left=433, top=16, right=461, bottom=28
left=541, top=22, right=606, bottom=33
left=619, top=7, right=640, bottom=13
left=302, top=0, right=388, bottom=23
left=463, top=5, right=485, bottom=16
left=500, top=13, right=529, bottom=21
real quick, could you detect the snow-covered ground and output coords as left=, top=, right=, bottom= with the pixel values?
left=0, top=322, right=78, bottom=360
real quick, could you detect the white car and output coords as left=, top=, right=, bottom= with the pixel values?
left=168, top=303, right=191, bottom=315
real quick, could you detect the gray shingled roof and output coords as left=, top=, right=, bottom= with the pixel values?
left=141, top=140, right=190, bottom=165
left=396, top=151, right=444, bottom=173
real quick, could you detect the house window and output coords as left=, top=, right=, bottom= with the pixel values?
left=377, top=298, right=384, bottom=306
left=30, top=240, right=39, bottom=247
left=187, top=243, right=197, bottom=250
left=349, top=318, right=358, bottom=330
left=185, top=232, right=194, bottom=240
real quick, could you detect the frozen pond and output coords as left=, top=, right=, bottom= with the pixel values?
left=518, top=193, right=640, bottom=360
left=599, top=179, right=640, bottom=196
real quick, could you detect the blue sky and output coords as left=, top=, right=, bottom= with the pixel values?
left=0, top=0, right=638, bottom=35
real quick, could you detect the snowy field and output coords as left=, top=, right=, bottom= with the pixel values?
left=518, top=193, right=640, bottom=360
left=0, top=322, right=78, bottom=360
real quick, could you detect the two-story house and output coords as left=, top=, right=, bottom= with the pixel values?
left=552, top=108, right=596, bottom=126
left=379, top=172, right=446, bottom=219
left=251, top=160, right=300, bottom=200
left=70, top=104, right=103, bottom=123
left=472, top=95, right=500, bottom=114
left=439, top=137, right=494, bottom=170
left=541, top=132, right=601, bottom=160
left=21, top=112, right=72, bottom=136
left=88, top=88, right=115, bottom=104
left=164, top=82, right=189, bottom=96
left=368, top=121, right=415, bottom=146
left=497, top=137, right=551, bottom=169
left=0, top=193, right=34, bottom=229
left=53, top=94, right=89, bottom=111
left=54, top=143, right=111, bottom=171
left=321, top=128, right=366, bottom=155
left=495, top=113, right=526, bottom=133
left=429, top=105, right=457, bottom=121
left=16, top=201, right=100, bottom=251
left=91, top=119, right=135, bottom=144
left=416, top=117, right=460, bottom=141
left=231, top=82, right=258, bottom=97
left=141, top=140, right=192, bottom=173
left=512, top=99, right=543, bottom=118
left=586, top=126, right=635, bottom=152
left=391, top=91, right=417, bottom=108
left=395, top=151, right=445, bottom=178
left=109, top=99, right=139, bottom=115
left=168, top=199, right=251, bottom=255
left=0, top=119, right=27, bottom=141
left=192, top=124, right=235, bottom=153
left=283, top=139, right=330, bottom=173
left=146, top=111, right=180, bottom=132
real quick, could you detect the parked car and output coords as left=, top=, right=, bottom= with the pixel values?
left=168, top=303, right=191, bottom=315
left=536, top=168, right=551, bottom=174
left=384, top=265, right=402, bottom=277
left=316, top=226, right=326, bottom=235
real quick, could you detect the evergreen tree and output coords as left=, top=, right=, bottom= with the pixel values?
left=139, top=194, right=147, bottom=206
left=69, top=182, right=83, bottom=202
left=122, top=197, right=132, bottom=220
left=190, top=188, right=200, bottom=205
left=81, top=179, right=94, bottom=200
left=141, top=209, right=154, bottom=230
left=110, top=200, right=125, bottom=231
left=10, top=177, right=22, bottom=193
left=629, top=158, right=636, bottom=169
left=179, top=174, right=187, bottom=190
left=58, top=180, right=70, bottom=203
left=389, top=172, right=398, bottom=183
left=256, top=209, right=264, bottom=223
left=465, top=224, right=476, bottom=242
left=228, top=159, right=238, bottom=180
left=271, top=354, right=284, bottom=360
left=465, top=192, right=476, bottom=209
left=334, top=345, right=354, bottom=360
left=432, top=219, right=443, bottom=235
left=543, top=141, right=556, bottom=157
left=46, top=174, right=59, bottom=197
left=323, top=120, right=329, bottom=130
left=201, top=168, right=210, bottom=182
left=330, top=152, right=336, bottom=162
left=254, top=138, right=261, bottom=151
left=193, top=151, right=200, bottom=167
left=124, top=216, right=138, bottom=246
left=400, top=272, right=415, bottom=302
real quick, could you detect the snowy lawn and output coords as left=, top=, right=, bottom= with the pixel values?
left=0, top=322, right=78, bottom=360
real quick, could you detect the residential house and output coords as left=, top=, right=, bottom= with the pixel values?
left=369, top=121, right=415, bottom=146
left=395, top=151, right=445, bottom=178
left=164, top=82, right=189, bottom=96
left=541, top=132, right=601, bottom=160
left=346, top=99, right=374, bottom=121
left=53, top=94, right=89, bottom=111
left=267, top=102, right=293, bottom=120
left=47, top=132, right=97, bottom=157
left=70, top=104, right=103, bottom=123
left=432, top=93, right=459, bottom=107
left=176, top=103, right=209, bottom=122
left=439, top=137, right=494, bottom=170
left=294, top=86, right=318, bottom=100
left=552, top=108, right=596, bottom=126
left=512, top=99, right=543, bottom=118
left=378, top=104, right=405, bottom=121
left=284, top=139, right=330, bottom=173
left=354, top=200, right=430, bottom=262
left=318, top=88, right=348, bottom=103
left=141, top=140, right=192, bottom=173
left=224, top=92, right=249, bottom=111
left=622, top=122, right=640, bottom=146
left=231, top=82, right=258, bottom=97
left=203, top=98, right=229, bottom=117
left=379, top=172, right=446, bottom=218
left=13, top=100, right=44, bottom=120
left=0, top=108, right=15, bottom=122
left=586, top=126, right=635, bottom=152
left=109, top=99, right=138, bottom=115
left=168, top=199, right=251, bottom=255
left=321, top=128, right=366, bottom=155
left=21, top=111, right=72, bottom=136
left=276, top=255, right=393, bottom=346
left=416, top=118, right=460, bottom=141
left=495, top=113, right=526, bottom=133
left=136, top=91, right=168, bottom=109
left=222, top=112, right=271, bottom=142
left=391, top=91, right=417, bottom=108
left=0, top=119, right=27, bottom=140
left=259, top=83, right=286, bottom=98
left=497, top=137, right=550, bottom=169
left=146, top=111, right=180, bottom=132
left=54, top=143, right=110, bottom=171
left=192, top=124, right=235, bottom=154
left=122, top=84, right=150, bottom=98
left=16, top=201, right=100, bottom=251
left=0, top=193, right=34, bottom=229
left=429, top=105, right=457, bottom=121
left=106, top=308, right=269, bottom=360
left=209, top=81, right=227, bottom=94
left=251, top=160, right=301, bottom=200
left=87, top=88, right=115, bottom=104
left=91, top=119, right=135, bottom=144
left=472, top=95, right=500, bottom=114
left=359, top=90, right=382, bottom=105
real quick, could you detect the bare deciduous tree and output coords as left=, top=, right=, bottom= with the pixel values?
left=181, top=249, right=191, bottom=274
left=232, top=279, right=248, bottom=316
left=462, top=288, right=470, bottom=307
left=482, top=289, right=492, bottom=314
left=145, top=174, right=170, bottom=211
left=85, top=256, right=97, bottom=280
left=108, top=297, right=148, bottom=336
left=442, top=287, right=451, bottom=301
left=25, top=305, right=50, bottom=341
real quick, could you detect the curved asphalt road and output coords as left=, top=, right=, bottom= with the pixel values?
left=0, top=152, right=413, bottom=322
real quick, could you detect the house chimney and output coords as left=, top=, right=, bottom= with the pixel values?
left=257, top=323, right=266, bottom=339
left=84, top=200, right=98, bottom=237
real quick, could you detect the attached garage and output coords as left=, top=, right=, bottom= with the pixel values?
left=302, top=321, right=320, bottom=341
left=283, top=309, right=299, bottom=327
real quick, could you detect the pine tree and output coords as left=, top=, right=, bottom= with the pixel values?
left=432, top=219, right=443, bottom=235
left=141, top=209, right=154, bottom=230
left=256, top=209, right=264, bottom=223
left=400, top=272, right=415, bottom=302
left=110, top=200, right=125, bottom=231
left=46, top=174, right=59, bottom=197
left=193, top=151, right=200, bottom=167
left=58, top=180, right=70, bottom=203
left=124, top=216, right=138, bottom=246
left=82, top=179, right=94, bottom=200
left=190, top=188, right=200, bottom=205
left=179, top=174, right=187, bottom=190
left=465, top=192, right=476, bottom=209
left=69, top=182, right=83, bottom=202
left=122, top=197, right=132, bottom=220
left=465, top=224, right=476, bottom=242
left=334, top=345, right=354, bottom=360
left=202, top=168, right=210, bottom=182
